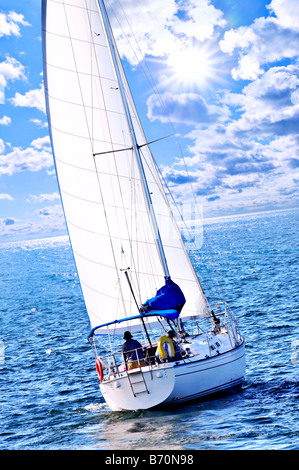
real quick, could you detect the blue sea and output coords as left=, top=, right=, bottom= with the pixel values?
left=0, top=208, right=298, bottom=451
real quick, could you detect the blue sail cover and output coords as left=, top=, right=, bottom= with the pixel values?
left=142, top=278, right=186, bottom=313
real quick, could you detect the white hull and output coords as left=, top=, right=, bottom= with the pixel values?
left=163, top=341, right=245, bottom=407
left=99, top=339, right=245, bottom=411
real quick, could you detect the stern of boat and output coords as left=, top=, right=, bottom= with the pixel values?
left=100, top=363, right=175, bottom=411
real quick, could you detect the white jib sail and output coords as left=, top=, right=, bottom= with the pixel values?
left=42, top=0, right=209, bottom=333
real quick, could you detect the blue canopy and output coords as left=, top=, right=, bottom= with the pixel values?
left=87, top=309, right=180, bottom=338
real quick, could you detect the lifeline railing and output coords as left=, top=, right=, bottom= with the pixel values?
left=99, top=346, right=158, bottom=381
left=212, top=301, right=243, bottom=347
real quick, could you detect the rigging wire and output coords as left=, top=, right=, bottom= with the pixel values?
left=91, top=0, right=151, bottom=314
left=107, top=0, right=227, bottom=305
left=152, top=155, right=225, bottom=303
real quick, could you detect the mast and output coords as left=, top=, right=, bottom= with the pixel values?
left=97, top=0, right=170, bottom=280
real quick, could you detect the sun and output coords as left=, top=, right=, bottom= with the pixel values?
left=167, top=45, right=216, bottom=88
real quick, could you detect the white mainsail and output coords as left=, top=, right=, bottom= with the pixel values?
left=42, top=0, right=208, bottom=333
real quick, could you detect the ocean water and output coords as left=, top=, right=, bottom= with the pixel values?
left=0, top=208, right=298, bottom=450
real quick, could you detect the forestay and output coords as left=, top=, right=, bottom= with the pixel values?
left=42, top=0, right=209, bottom=334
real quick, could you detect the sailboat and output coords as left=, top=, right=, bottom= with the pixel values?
left=42, top=0, right=245, bottom=411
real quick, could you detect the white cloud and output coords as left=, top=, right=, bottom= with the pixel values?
left=30, top=118, right=48, bottom=128
left=0, top=56, right=26, bottom=82
left=268, top=0, right=299, bottom=31
left=37, top=204, right=62, bottom=218
left=0, top=136, right=53, bottom=176
left=231, top=52, right=263, bottom=81
left=222, top=65, right=299, bottom=133
left=0, top=56, right=26, bottom=103
left=35, top=204, right=66, bottom=234
left=108, top=0, right=177, bottom=64
left=0, top=193, right=14, bottom=201
left=0, top=11, right=30, bottom=38
left=219, top=0, right=299, bottom=81
left=219, top=26, right=257, bottom=54
left=0, top=115, right=11, bottom=126
left=109, top=0, right=225, bottom=64
left=30, top=135, right=51, bottom=150
left=10, top=85, right=46, bottom=113
left=170, top=0, right=226, bottom=42
left=27, top=192, right=60, bottom=203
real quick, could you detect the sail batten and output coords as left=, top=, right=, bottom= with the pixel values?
left=42, top=0, right=209, bottom=332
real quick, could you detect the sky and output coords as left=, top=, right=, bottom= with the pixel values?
left=0, top=0, right=298, bottom=242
